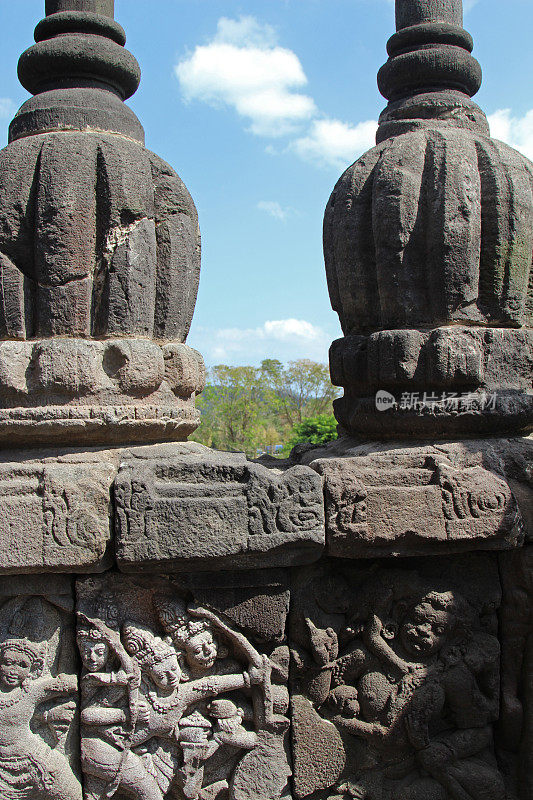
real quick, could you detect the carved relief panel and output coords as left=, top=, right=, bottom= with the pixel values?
left=76, top=571, right=292, bottom=800
left=0, top=574, right=80, bottom=799
left=289, top=555, right=507, bottom=800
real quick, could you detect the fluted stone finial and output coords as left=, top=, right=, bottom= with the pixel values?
left=375, top=0, right=486, bottom=143
left=0, top=3, right=204, bottom=445
left=324, top=0, right=533, bottom=438
left=12, top=0, right=141, bottom=142
left=378, top=0, right=481, bottom=104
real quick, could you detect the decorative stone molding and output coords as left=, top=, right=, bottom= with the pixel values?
left=330, top=327, right=533, bottom=438
left=0, top=339, right=204, bottom=445
left=114, top=444, right=325, bottom=572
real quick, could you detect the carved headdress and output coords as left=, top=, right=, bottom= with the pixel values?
left=154, top=595, right=213, bottom=649
left=0, top=596, right=52, bottom=676
left=77, top=591, right=120, bottom=643
left=0, top=639, right=45, bottom=676
left=122, top=622, right=176, bottom=669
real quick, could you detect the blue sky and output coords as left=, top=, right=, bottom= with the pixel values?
left=1, top=0, right=533, bottom=367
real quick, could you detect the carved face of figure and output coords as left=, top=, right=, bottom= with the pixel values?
left=185, top=630, right=218, bottom=670
left=148, top=652, right=181, bottom=691
left=78, top=639, right=109, bottom=673
left=0, top=648, right=33, bottom=689
left=400, top=600, right=454, bottom=657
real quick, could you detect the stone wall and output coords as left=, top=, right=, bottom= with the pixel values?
left=0, top=0, right=531, bottom=798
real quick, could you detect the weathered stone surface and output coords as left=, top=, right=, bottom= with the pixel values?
left=291, top=694, right=346, bottom=797
left=499, top=546, right=533, bottom=798
left=290, top=555, right=506, bottom=800
left=0, top=574, right=81, bottom=798
left=114, top=443, right=325, bottom=571
left=0, top=0, right=203, bottom=446
left=298, top=437, right=530, bottom=557
left=0, top=449, right=117, bottom=573
left=76, top=571, right=291, bottom=800
left=325, top=111, right=533, bottom=334
left=323, top=0, right=533, bottom=438
left=0, top=131, right=200, bottom=339
left=0, top=338, right=204, bottom=446
left=13, top=2, right=140, bottom=142
left=0, top=2, right=529, bottom=800
left=330, top=327, right=533, bottom=438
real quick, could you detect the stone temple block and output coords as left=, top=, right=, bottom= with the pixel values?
left=0, top=0, right=530, bottom=799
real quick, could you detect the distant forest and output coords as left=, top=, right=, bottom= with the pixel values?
left=190, top=359, right=339, bottom=457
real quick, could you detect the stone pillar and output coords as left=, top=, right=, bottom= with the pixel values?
left=289, top=0, right=533, bottom=798
left=0, top=4, right=326, bottom=798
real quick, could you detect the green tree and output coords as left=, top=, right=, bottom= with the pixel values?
left=192, top=365, right=284, bottom=456
left=260, top=358, right=339, bottom=426
left=286, top=414, right=338, bottom=451
left=192, top=360, right=339, bottom=457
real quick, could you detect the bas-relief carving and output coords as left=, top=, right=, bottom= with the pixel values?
left=76, top=573, right=291, bottom=800
left=499, top=545, right=533, bottom=800
left=0, top=456, right=115, bottom=573
left=0, top=575, right=80, bottom=799
left=290, top=556, right=507, bottom=800
left=311, top=451, right=524, bottom=557
left=114, top=451, right=325, bottom=570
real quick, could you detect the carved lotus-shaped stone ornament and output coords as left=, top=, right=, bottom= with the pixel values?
left=0, top=0, right=204, bottom=445
left=325, top=0, right=533, bottom=437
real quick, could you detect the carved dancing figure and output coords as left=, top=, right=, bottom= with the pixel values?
left=155, top=598, right=275, bottom=727
left=0, top=637, right=81, bottom=800
left=334, top=591, right=503, bottom=800
left=77, top=613, right=147, bottom=800
left=78, top=618, right=267, bottom=800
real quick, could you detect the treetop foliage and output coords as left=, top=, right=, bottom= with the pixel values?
left=191, top=359, right=340, bottom=457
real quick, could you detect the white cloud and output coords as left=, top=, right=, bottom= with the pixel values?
left=0, top=99, right=14, bottom=119
left=463, top=0, right=479, bottom=12
left=263, top=319, right=321, bottom=340
left=189, top=319, right=330, bottom=364
left=176, top=16, right=380, bottom=169
left=488, top=109, right=533, bottom=162
left=175, top=16, right=316, bottom=137
left=257, top=200, right=294, bottom=221
left=291, top=118, right=378, bottom=169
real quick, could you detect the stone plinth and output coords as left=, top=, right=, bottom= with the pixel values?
left=330, top=327, right=533, bottom=438
left=0, top=339, right=204, bottom=446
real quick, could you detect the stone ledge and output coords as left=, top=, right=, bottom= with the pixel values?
left=0, top=449, right=118, bottom=573
left=299, top=437, right=531, bottom=558
left=0, top=338, right=205, bottom=445
left=0, top=443, right=326, bottom=574
left=330, top=327, right=533, bottom=438
left=114, top=443, right=326, bottom=572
